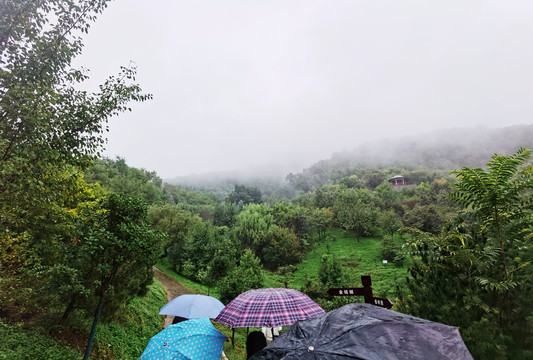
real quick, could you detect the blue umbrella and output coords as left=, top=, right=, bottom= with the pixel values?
left=139, top=317, right=226, bottom=360
left=159, top=294, right=225, bottom=319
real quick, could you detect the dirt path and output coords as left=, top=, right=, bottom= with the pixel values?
left=153, top=266, right=197, bottom=328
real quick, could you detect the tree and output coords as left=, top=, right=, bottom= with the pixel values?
left=379, top=234, right=404, bottom=266
left=402, top=204, right=446, bottom=234
left=84, top=157, right=165, bottom=205
left=226, top=184, right=262, bottom=205
left=374, top=181, right=402, bottom=209
left=217, top=249, right=264, bottom=304
left=338, top=175, right=363, bottom=189
left=1, top=0, right=150, bottom=201
left=272, top=201, right=311, bottom=240
left=0, top=166, right=103, bottom=318
left=0, top=0, right=150, bottom=313
left=309, top=207, right=333, bottom=240
left=262, top=226, right=304, bottom=270
left=204, top=235, right=240, bottom=293
left=212, top=201, right=238, bottom=227
left=314, top=184, right=340, bottom=208
left=234, top=203, right=274, bottom=255
left=148, top=204, right=202, bottom=272
left=399, top=148, right=533, bottom=358
left=39, top=193, right=165, bottom=358
left=333, top=188, right=379, bottom=241
left=449, top=148, right=533, bottom=277
left=318, top=254, right=343, bottom=287
left=378, top=209, right=403, bottom=236
left=362, top=171, right=387, bottom=190
left=276, top=265, right=297, bottom=288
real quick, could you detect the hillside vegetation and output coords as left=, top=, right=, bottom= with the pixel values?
left=0, top=282, right=167, bottom=359
left=2, top=2, right=532, bottom=358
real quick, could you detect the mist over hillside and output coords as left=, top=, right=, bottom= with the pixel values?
left=166, top=164, right=287, bottom=186
left=166, top=124, right=533, bottom=191
left=327, top=124, right=533, bottom=170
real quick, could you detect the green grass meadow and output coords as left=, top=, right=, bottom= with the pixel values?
left=292, top=229, right=409, bottom=299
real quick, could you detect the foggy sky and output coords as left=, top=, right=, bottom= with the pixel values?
left=75, top=0, right=533, bottom=179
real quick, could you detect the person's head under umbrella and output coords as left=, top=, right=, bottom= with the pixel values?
left=247, top=331, right=267, bottom=359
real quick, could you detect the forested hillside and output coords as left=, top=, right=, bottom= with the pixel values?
left=88, top=149, right=532, bottom=359
left=168, top=124, right=533, bottom=196
left=1, top=1, right=532, bottom=359
left=285, top=124, right=533, bottom=192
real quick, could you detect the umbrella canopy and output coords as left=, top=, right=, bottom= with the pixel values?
left=215, top=288, right=325, bottom=328
left=159, top=294, right=225, bottom=319
left=249, top=303, right=473, bottom=360
left=139, top=317, right=226, bottom=360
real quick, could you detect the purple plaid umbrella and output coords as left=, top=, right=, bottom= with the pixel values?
left=215, top=288, right=325, bottom=328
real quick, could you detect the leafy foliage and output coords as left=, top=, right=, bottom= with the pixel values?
left=226, top=184, right=262, bottom=205
left=402, top=203, right=447, bottom=234
left=318, top=254, right=343, bottom=286
left=149, top=204, right=202, bottom=272
left=378, top=209, right=403, bottom=236
left=263, top=226, right=304, bottom=270
left=234, top=203, right=275, bottom=255
left=84, top=157, right=165, bottom=205
left=0, top=0, right=152, bottom=322
left=0, top=0, right=150, bottom=205
left=59, top=193, right=166, bottom=320
left=333, top=188, right=379, bottom=240
left=217, top=249, right=264, bottom=304
left=400, top=148, right=533, bottom=358
left=0, top=280, right=167, bottom=360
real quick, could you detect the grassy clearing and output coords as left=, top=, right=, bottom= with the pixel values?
left=292, top=229, right=409, bottom=298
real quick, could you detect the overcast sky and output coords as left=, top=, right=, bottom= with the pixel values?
left=75, top=0, right=533, bottom=179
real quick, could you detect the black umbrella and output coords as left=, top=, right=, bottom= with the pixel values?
left=250, top=303, right=473, bottom=360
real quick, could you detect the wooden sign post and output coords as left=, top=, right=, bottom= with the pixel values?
left=327, top=275, right=393, bottom=309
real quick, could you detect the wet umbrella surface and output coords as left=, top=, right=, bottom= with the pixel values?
left=215, top=288, right=325, bottom=328
left=159, top=294, right=225, bottom=319
left=250, top=303, right=474, bottom=360
left=139, top=317, right=226, bottom=360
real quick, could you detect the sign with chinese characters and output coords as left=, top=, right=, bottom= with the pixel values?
left=327, top=275, right=394, bottom=309
left=371, top=297, right=394, bottom=309
left=327, top=287, right=365, bottom=296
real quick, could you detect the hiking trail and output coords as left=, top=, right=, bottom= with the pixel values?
left=153, top=267, right=196, bottom=328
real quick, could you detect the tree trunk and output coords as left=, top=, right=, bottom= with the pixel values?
left=61, top=296, right=76, bottom=322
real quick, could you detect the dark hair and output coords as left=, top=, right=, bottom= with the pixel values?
left=246, top=331, right=267, bottom=359
left=172, top=316, right=187, bottom=324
